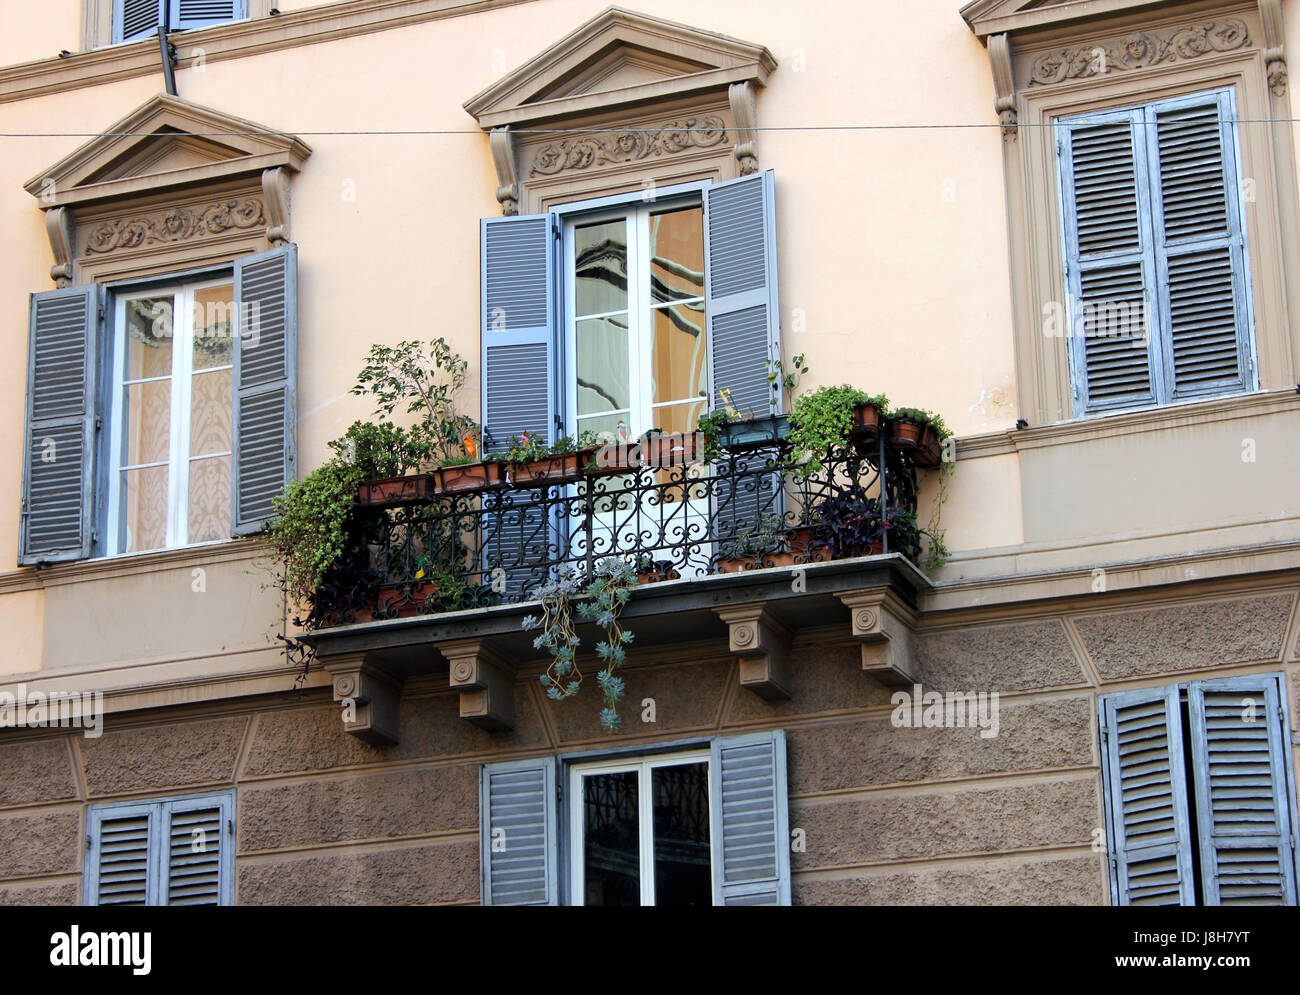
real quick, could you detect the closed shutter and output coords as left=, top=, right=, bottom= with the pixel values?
left=480, top=214, right=557, bottom=452
left=116, top=0, right=162, bottom=41
left=1058, top=110, right=1158, bottom=413
left=1058, top=88, right=1253, bottom=415
left=703, top=170, right=781, bottom=419
left=20, top=285, right=99, bottom=565
left=169, top=0, right=244, bottom=30
left=87, top=804, right=157, bottom=906
left=709, top=729, right=791, bottom=905
left=161, top=794, right=232, bottom=906
left=232, top=244, right=297, bottom=535
left=1188, top=676, right=1298, bottom=905
left=1148, top=93, right=1252, bottom=400
left=480, top=758, right=558, bottom=906
left=1099, top=686, right=1196, bottom=905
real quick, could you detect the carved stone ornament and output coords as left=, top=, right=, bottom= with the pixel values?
left=529, top=117, right=728, bottom=177
left=83, top=198, right=266, bottom=255
left=1029, top=19, right=1251, bottom=85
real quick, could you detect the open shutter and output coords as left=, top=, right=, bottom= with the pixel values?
left=1147, top=92, right=1252, bottom=400
left=86, top=803, right=157, bottom=906
left=709, top=729, right=791, bottom=905
left=703, top=170, right=780, bottom=418
left=481, top=214, right=557, bottom=451
left=1188, top=676, right=1298, bottom=905
left=232, top=244, right=297, bottom=535
left=20, top=285, right=98, bottom=565
left=1058, top=110, right=1159, bottom=413
left=1099, top=686, right=1196, bottom=905
left=480, top=757, right=558, bottom=905
left=169, top=0, right=244, bottom=31
left=116, top=0, right=162, bottom=41
left=161, top=792, right=233, bottom=906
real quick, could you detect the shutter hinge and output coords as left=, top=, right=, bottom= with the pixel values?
left=227, top=818, right=233, bottom=836
left=94, top=416, right=102, bottom=430
left=1056, top=138, right=1064, bottom=157
left=97, top=306, right=105, bottom=322
left=85, top=834, right=92, bottom=851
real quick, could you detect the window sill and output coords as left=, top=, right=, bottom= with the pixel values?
left=954, top=386, right=1300, bottom=460
left=0, top=537, right=265, bottom=593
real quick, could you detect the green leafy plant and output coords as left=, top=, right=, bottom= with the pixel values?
left=265, top=457, right=366, bottom=608
left=788, top=385, right=889, bottom=478
left=328, top=419, right=431, bottom=479
left=890, top=406, right=951, bottom=441
left=719, top=513, right=787, bottom=561
left=496, top=432, right=552, bottom=465
left=350, top=338, right=478, bottom=466
left=696, top=409, right=733, bottom=462
left=767, top=351, right=807, bottom=409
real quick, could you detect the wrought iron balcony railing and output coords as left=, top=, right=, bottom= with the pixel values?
left=306, top=433, right=922, bottom=628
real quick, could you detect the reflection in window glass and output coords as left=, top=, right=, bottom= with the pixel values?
left=575, top=220, right=628, bottom=318
left=652, top=762, right=711, bottom=906
left=583, top=770, right=640, bottom=906
left=649, top=207, right=705, bottom=304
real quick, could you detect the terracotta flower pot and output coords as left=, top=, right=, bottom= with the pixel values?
left=887, top=418, right=925, bottom=451
left=372, top=580, right=439, bottom=619
left=850, top=403, right=885, bottom=442
left=911, top=426, right=944, bottom=467
left=636, top=561, right=681, bottom=585
left=639, top=432, right=701, bottom=469
left=582, top=446, right=640, bottom=477
left=434, top=461, right=505, bottom=494
left=357, top=474, right=437, bottom=508
left=510, top=452, right=584, bottom=486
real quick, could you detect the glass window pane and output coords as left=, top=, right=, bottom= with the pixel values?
left=190, top=369, right=232, bottom=457
left=649, top=400, right=705, bottom=439
left=649, top=207, right=704, bottom=304
left=652, top=761, right=711, bottom=906
left=187, top=455, right=231, bottom=544
left=577, top=316, right=630, bottom=416
left=124, top=380, right=171, bottom=467
left=192, top=283, right=235, bottom=370
left=651, top=302, right=707, bottom=405
left=126, top=297, right=173, bottom=380
left=121, top=464, right=168, bottom=553
left=583, top=770, right=640, bottom=906
left=575, top=219, right=628, bottom=317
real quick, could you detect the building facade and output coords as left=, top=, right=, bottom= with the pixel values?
left=0, top=0, right=1297, bottom=906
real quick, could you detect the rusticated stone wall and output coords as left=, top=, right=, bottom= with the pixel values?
left=1, top=583, right=1297, bottom=906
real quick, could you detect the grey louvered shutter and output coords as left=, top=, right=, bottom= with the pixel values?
left=232, top=244, right=297, bottom=535
left=1099, top=686, right=1196, bottom=905
left=1058, top=110, right=1159, bottom=413
left=480, top=758, right=558, bottom=905
left=86, top=803, right=157, bottom=906
left=20, top=285, right=98, bottom=566
left=1148, top=92, right=1253, bottom=400
left=703, top=170, right=781, bottom=418
left=1188, top=676, right=1298, bottom=905
left=169, top=0, right=244, bottom=30
left=116, top=0, right=162, bottom=41
left=709, top=729, right=791, bottom=905
left=161, top=793, right=233, bottom=906
left=481, top=214, right=557, bottom=452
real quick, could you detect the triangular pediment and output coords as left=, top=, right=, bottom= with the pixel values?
left=961, top=0, right=1168, bottom=38
left=464, top=6, right=775, bottom=128
left=25, top=93, right=311, bottom=208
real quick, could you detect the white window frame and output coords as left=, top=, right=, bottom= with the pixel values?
left=106, top=276, right=234, bottom=556
left=567, top=748, right=713, bottom=907
left=111, top=0, right=250, bottom=45
left=557, top=181, right=710, bottom=442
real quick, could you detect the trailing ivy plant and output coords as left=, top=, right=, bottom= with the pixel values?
left=788, top=385, right=889, bottom=478
left=522, top=560, right=637, bottom=733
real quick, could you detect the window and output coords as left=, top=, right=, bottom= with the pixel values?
left=114, top=0, right=248, bottom=44
left=107, top=278, right=234, bottom=555
left=566, top=200, right=708, bottom=443
left=85, top=790, right=235, bottom=905
left=570, top=751, right=712, bottom=906
left=1099, top=674, right=1299, bottom=905
left=1056, top=88, right=1256, bottom=415
left=479, top=730, right=791, bottom=906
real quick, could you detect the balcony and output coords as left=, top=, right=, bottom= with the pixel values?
left=297, top=425, right=936, bottom=743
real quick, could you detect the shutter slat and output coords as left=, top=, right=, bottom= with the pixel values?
left=119, top=0, right=162, bottom=40
left=169, top=0, right=243, bottom=28
left=710, top=730, right=791, bottom=906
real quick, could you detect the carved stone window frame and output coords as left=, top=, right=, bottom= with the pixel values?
left=23, top=93, right=309, bottom=288
left=463, top=6, right=776, bottom=215
left=963, top=0, right=1300, bottom=426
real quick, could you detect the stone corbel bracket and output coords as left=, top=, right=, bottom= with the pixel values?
left=1261, top=0, right=1288, bottom=96
left=261, top=166, right=292, bottom=245
left=44, top=206, right=74, bottom=287
left=714, top=604, right=792, bottom=700
left=989, top=33, right=1018, bottom=142
left=729, top=81, right=760, bottom=174
left=837, top=589, right=921, bottom=687
left=442, top=638, right=516, bottom=731
left=326, top=656, right=402, bottom=745
left=490, top=127, right=520, bottom=216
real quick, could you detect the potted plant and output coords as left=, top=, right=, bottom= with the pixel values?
left=813, top=493, right=924, bottom=561
left=577, top=429, right=640, bottom=478
left=500, top=432, right=586, bottom=486
left=887, top=407, right=949, bottom=467
left=634, top=553, right=681, bottom=584
left=432, top=451, right=507, bottom=493
left=788, top=384, right=889, bottom=478
left=343, top=420, right=438, bottom=508
left=849, top=393, right=891, bottom=443
left=638, top=428, right=702, bottom=470
left=717, top=514, right=793, bottom=572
